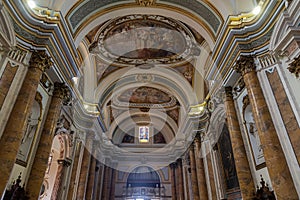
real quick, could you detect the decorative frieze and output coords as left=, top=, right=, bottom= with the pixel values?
left=288, top=55, right=300, bottom=78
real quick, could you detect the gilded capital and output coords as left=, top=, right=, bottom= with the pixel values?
left=53, top=82, right=72, bottom=105
left=29, top=50, right=53, bottom=72
left=288, top=55, right=300, bottom=78
left=233, top=55, right=256, bottom=75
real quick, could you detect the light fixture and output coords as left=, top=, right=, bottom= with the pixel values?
left=27, top=0, right=36, bottom=9
left=72, top=77, right=79, bottom=85
left=252, top=5, right=261, bottom=15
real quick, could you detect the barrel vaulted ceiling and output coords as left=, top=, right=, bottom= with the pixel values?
left=3, top=0, right=284, bottom=167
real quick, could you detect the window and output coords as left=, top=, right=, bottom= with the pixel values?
left=139, top=126, right=149, bottom=143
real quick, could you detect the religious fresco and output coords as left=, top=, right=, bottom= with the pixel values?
left=117, top=87, right=172, bottom=104
left=103, top=19, right=186, bottom=60
left=217, top=124, right=240, bottom=191
left=91, top=15, right=194, bottom=65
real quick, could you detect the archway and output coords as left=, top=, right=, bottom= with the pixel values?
left=124, top=166, right=163, bottom=200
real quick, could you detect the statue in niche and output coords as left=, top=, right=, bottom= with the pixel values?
left=21, top=114, right=39, bottom=144
left=17, top=99, right=41, bottom=165
left=249, top=122, right=262, bottom=153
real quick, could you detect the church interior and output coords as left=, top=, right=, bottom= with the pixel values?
left=0, top=0, right=300, bottom=199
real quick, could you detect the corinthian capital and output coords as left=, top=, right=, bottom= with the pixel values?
left=233, top=55, right=256, bottom=75
left=29, top=50, right=53, bottom=72
left=288, top=55, right=300, bottom=78
left=53, top=82, right=72, bottom=105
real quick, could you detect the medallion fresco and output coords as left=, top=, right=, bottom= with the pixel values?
left=104, top=19, right=186, bottom=59
left=93, top=15, right=194, bottom=65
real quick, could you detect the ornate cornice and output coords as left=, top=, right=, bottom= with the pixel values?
left=288, top=55, right=300, bottom=78
left=233, top=55, right=256, bottom=75
left=29, top=50, right=53, bottom=72
left=206, top=0, right=284, bottom=82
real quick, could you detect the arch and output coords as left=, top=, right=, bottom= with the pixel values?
left=127, top=166, right=161, bottom=188
left=95, top=66, right=198, bottom=108
left=40, top=133, right=72, bottom=200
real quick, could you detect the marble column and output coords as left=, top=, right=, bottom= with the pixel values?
left=170, top=163, right=177, bottom=200
left=76, top=144, right=92, bottom=200
left=27, top=82, right=70, bottom=200
left=95, top=164, right=104, bottom=200
left=51, top=159, right=71, bottom=200
left=189, top=144, right=200, bottom=200
left=224, top=86, right=255, bottom=199
left=109, top=168, right=116, bottom=199
left=176, top=159, right=184, bottom=200
left=86, top=155, right=97, bottom=200
left=0, top=51, right=52, bottom=196
left=101, top=166, right=110, bottom=200
left=182, top=162, right=190, bottom=200
left=67, top=141, right=82, bottom=200
left=234, top=55, right=298, bottom=199
left=194, top=136, right=208, bottom=200
left=206, top=150, right=217, bottom=200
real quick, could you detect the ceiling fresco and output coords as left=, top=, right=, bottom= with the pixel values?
left=103, top=19, right=186, bottom=59
left=90, top=15, right=195, bottom=66
left=117, top=87, right=172, bottom=105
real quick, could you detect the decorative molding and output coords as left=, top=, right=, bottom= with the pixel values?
left=288, top=55, right=300, bottom=78
left=257, top=54, right=278, bottom=69
left=7, top=47, right=28, bottom=65
left=265, top=67, right=275, bottom=74
left=233, top=55, right=256, bottom=75
left=136, top=0, right=156, bottom=6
